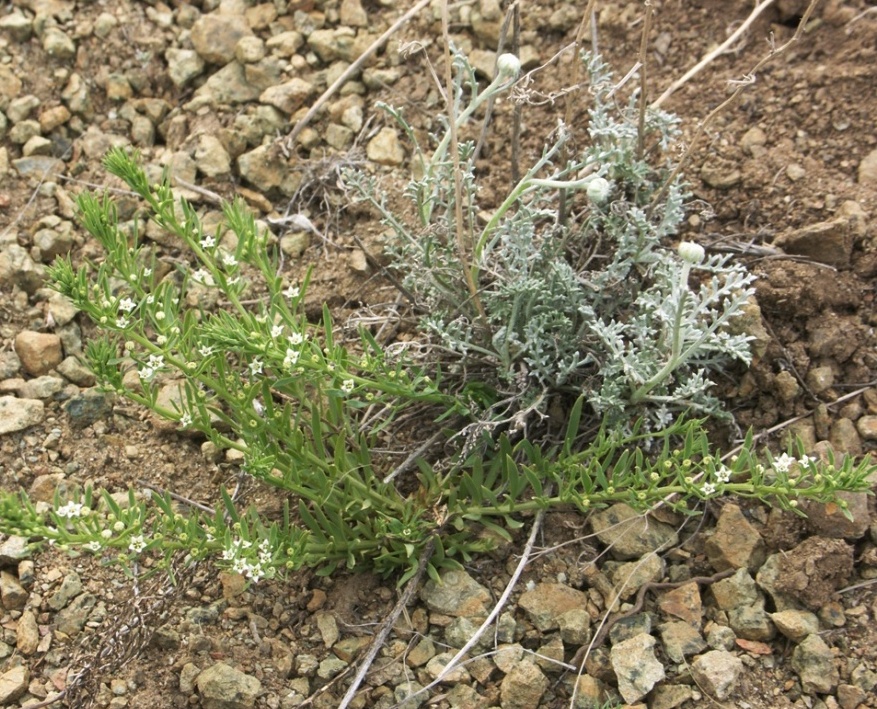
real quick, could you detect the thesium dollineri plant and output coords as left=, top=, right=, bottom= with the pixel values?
left=0, top=50, right=872, bottom=585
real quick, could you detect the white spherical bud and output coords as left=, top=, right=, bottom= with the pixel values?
left=496, top=53, right=521, bottom=79
left=586, top=177, right=611, bottom=205
left=677, top=241, right=706, bottom=264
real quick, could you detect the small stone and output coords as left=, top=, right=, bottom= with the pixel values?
left=774, top=537, right=853, bottom=610
left=14, top=330, right=63, bottom=375
left=494, top=643, right=524, bottom=674
left=659, top=621, right=707, bottom=662
left=829, top=417, right=862, bottom=456
left=774, top=217, right=853, bottom=268
left=16, top=609, right=40, bottom=655
left=774, top=370, right=800, bottom=401
left=445, top=616, right=489, bottom=652
left=706, top=624, right=737, bottom=651
left=499, top=660, right=548, bottom=709
left=610, top=633, right=665, bottom=704
left=280, top=232, right=310, bottom=259
left=728, top=604, right=775, bottom=642
left=711, top=568, right=760, bottom=611
left=0, top=10, right=32, bottom=41
left=425, top=651, right=470, bottom=684
left=315, top=612, right=338, bottom=648
left=806, top=366, right=835, bottom=394
left=421, top=569, right=490, bottom=617
left=590, top=503, right=678, bottom=560
left=0, top=536, right=29, bottom=564
left=195, top=134, right=232, bottom=177
left=192, top=62, right=262, bottom=106
left=690, top=650, right=744, bottom=700
left=705, top=504, right=765, bottom=572
left=739, top=126, right=767, bottom=156
left=56, top=357, right=96, bottom=387
left=792, top=634, right=839, bottom=694
left=0, top=665, right=29, bottom=704
left=235, top=36, right=266, bottom=63
left=197, top=662, right=261, bottom=709
left=658, top=581, right=702, bottom=626
left=325, top=123, right=353, bottom=150
left=755, top=553, right=800, bottom=612
left=238, top=143, right=287, bottom=191
left=518, top=582, right=589, bottom=632
left=609, top=613, right=652, bottom=645
left=836, top=683, right=867, bottom=709
left=165, top=48, right=206, bottom=87
left=191, top=14, right=254, bottom=65
left=260, top=78, right=315, bottom=115
left=316, top=656, right=347, bottom=679
left=858, top=147, right=877, bottom=185
left=48, top=571, right=82, bottom=610
left=64, top=389, right=113, bottom=429
left=0, top=396, right=44, bottom=435
left=42, top=27, right=76, bottom=59
left=0, top=571, right=28, bottom=610
left=606, top=552, right=664, bottom=600
left=265, top=31, right=304, bottom=57
left=394, top=680, right=425, bottom=709
left=20, top=375, right=65, bottom=399
left=700, top=159, right=742, bottom=188
left=405, top=636, right=435, bottom=667
left=54, top=593, right=97, bottom=636
left=340, top=0, right=368, bottom=26
left=366, top=127, right=405, bottom=166
left=557, top=608, right=591, bottom=645
left=39, top=105, right=71, bottom=132
left=770, top=609, right=820, bottom=642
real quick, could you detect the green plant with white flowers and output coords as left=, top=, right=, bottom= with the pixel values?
left=0, top=49, right=872, bottom=585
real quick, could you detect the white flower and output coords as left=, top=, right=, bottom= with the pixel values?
left=283, top=349, right=299, bottom=368
left=284, top=285, right=300, bottom=299
left=247, top=564, right=265, bottom=583
left=147, top=354, right=164, bottom=369
left=201, top=235, right=216, bottom=249
left=496, top=53, right=521, bottom=78
left=56, top=501, right=84, bottom=518
left=701, top=482, right=716, bottom=496
left=340, top=379, right=355, bottom=394
left=715, top=465, right=732, bottom=484
left=288, top=332, right=304, bottom=346
left=222, top=252, right=238, bottom=267
left=113, top=521, right=125, bottom=532
left=271, top=324, right=283, bottom=339
left=678, top=241, right=705, bottom=265
left=179, top=413, right=193, bottom=427
left=84, top=541, right=102, bottom=552
left=221, top=547, right=236, bottom=561
left=116, top=316, right=130, bottom=329
left=128, top=535, right=147, bottom=554
left=155, top=311, right=166, bottom=321
left=232, top=558, right=248, bottom=575
left=192, top=269, right=215, bottom=287
left=146, top=294, right=155, bottom=304
left=586, top=177, right=612, bottom=205
left=772, top=452, right=797, bottom=474
left=143, top=268, right=153, bottom=277
left=199, top=345, right=215, bottom=357
left=100, top=529, right=113, bottom=540
left=118, top=297, right=136, bottom=312
left=249, top=359, right=263, bottom=376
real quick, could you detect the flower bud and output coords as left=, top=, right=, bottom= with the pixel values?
left=586, top=177, right=611, bottom=204
left=496, top=53, right=521, bottom=79
left=678, top=241, right=705, bottom=264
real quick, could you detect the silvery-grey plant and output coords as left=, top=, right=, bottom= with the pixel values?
left=347, top=50, right=755, bottom=431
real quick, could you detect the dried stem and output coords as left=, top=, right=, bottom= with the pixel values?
left=636, top=2, right=654, bottom=161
